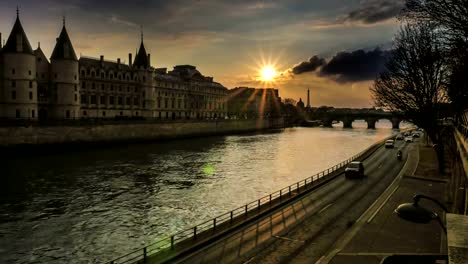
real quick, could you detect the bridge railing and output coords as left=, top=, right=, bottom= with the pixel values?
left=108, top=135, right=393, bottom=264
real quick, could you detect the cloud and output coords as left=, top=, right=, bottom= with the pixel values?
left=108, top=15, right=138, bottom=27
left=291, top=56, right=326, bottom=74
left=290, top=48, right=393, bottom=83
left=342, top=0, right=404, bottom=24
left=320, top=48, right=392, bottom=82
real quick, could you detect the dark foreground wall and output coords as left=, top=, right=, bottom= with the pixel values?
left=0, top=118, right=284, bottom=146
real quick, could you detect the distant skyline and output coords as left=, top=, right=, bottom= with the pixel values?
left=0, top=0, right=403, bottom=107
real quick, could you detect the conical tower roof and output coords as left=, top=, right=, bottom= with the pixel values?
left=51, top=23, right=77, bottom=61
left=133, top=41, right=149, bottom=68
left=2, top=14, right=33, bottom=54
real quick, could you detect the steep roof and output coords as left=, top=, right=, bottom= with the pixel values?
left=133, top=42, right=149, bottom=69
left=51, top=25, right=77, bottom=61
left=34, top=46, right=50, bottom=64
left=79, top=56, right=131, bottom=71
left=2, top=15, right=33, bottom=54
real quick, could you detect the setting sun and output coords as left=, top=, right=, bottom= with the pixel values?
left=260, top=66, right=276, bottom=81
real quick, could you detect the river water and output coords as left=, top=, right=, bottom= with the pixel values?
left=0, top=120, right=409, bottom=263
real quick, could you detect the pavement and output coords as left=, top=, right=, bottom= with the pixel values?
left=322, top=140, right=448, bottom=264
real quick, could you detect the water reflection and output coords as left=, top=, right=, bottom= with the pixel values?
left=0, top=124, right=402, bottom=263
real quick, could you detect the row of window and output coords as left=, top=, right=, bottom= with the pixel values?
left=80, top=95, right=140, bottom=106
left=14, top=109, right=35, bottom=118
left=11, top=91, right=34, bottom=100
left=81, top=69, right=142, bottom=82
left=9, top=81, right=34, bottom=88
left=81, top=82, right=140, bottom=93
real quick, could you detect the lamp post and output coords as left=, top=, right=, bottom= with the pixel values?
left=394, top=194, right=448, bottom=233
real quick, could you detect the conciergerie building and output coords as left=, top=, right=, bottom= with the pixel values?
left=0, top=11, right=228, bottom=121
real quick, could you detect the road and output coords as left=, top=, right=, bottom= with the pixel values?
left=171, top=138, right=415, bottom=264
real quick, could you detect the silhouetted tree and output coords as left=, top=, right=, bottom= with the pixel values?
left=403, top=0, right=468, bottom=118
left=371, top=22, right=448, bottom=145
left=283, top=98, right=297, bottom=105
left=403, top=0, right=468, bottom=38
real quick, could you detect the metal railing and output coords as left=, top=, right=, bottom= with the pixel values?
left=108, top=135, right=393, bottom=264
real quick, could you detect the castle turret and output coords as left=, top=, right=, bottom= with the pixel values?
left=0, top=10, right=38, bottom=119
left=133, top=29, right=154, bottom=117
left=50, top=18, right=79, bottom=119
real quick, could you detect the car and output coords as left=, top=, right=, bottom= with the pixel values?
left=411, top=132, right=420, bottom=138
left=404, top=132, right=411, bottom=136
left=405, top=136, right=413, bottom=142
left=345, top=161, right=365, bottom=179
left=385, top=139, right=395, bottom=148
left=395, top=134, right=404, bottom=140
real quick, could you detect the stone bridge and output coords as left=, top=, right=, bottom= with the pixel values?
left=311, top=110, right=403, bottom=129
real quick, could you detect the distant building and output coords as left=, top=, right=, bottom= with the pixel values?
left=296, top=98, right=305, bottom=109
left=0, top=12, right=228, bottom=121
left=227, top=87, right=282, bottom=119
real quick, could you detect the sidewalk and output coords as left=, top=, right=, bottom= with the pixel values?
left=326, top=141, right=448, bottom=264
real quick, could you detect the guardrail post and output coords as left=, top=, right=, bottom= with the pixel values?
left=230, top=211, right=233, bottom=223
left=280, top=190, right=282, bottom=199
left=297, top=182, right=299, bottom=192
left=194, top=226, right=197, bottom=239
left=269, top=194, right=272, bottom=206
left=143, top=247, right=147, bottom=263
left=258, top=199, right=261, bottom=211
left=289, top=186, right=291, bottom=196
left=171, top=236, right=174, bottom=249
left=245, top=204, right=248, bottom=217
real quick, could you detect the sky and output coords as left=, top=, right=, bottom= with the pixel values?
left=0, top=0, right=404, bottom=107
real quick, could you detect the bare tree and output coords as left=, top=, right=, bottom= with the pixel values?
left=403, top=0, right=468, bottom=38
left=403, top=0, right=468, bottom=119
left=283, top=98, right=297, bottom=105
left=371, top=22, right=448, bottom=145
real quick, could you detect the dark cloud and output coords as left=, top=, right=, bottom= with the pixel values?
left=320, top=48, right=393, bottom=82
left=291, top=48, right=393, bottom=83
left=343, top=0, right=404, bottom=24
left=292, top=56, right=326, bottom=74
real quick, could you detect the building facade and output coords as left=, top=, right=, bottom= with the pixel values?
left=0, top=13, right=228, bottom=121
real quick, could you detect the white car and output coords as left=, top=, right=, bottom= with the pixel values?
left=385, top=139, right=395, bottom=148
left=405, top=136, right=413, bottom=142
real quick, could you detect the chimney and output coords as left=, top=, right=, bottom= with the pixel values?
left=147, top=54, right=151, bottom=67
left=129, top=53, right=132, bottom=66
left=100, top=55, right=104, bottom=62
left=117, top=58, right=121, bottom=64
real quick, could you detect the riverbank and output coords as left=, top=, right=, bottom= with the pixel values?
left=0, top=118, right=284, bottom=147
left=322, top=139, right=448, bottom=264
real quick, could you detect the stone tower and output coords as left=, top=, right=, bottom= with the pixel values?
left=133, top=29, right=154, bottom=117
left=306, top=89, right=311, bottom=108
left=0, top=11, right=38, bottom=119
left=50, top=18, right=79, bottom=119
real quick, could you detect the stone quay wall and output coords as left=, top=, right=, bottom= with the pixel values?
left=0, top=118, right=285, bottom=147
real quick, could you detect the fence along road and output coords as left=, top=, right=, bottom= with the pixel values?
left=108, top=135, right=399, bottom=264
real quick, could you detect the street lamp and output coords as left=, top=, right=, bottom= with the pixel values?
left=394, top=194, right=448, bottom=233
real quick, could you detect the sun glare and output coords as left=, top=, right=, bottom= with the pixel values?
left=261, top=66, right=276, bottom=81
